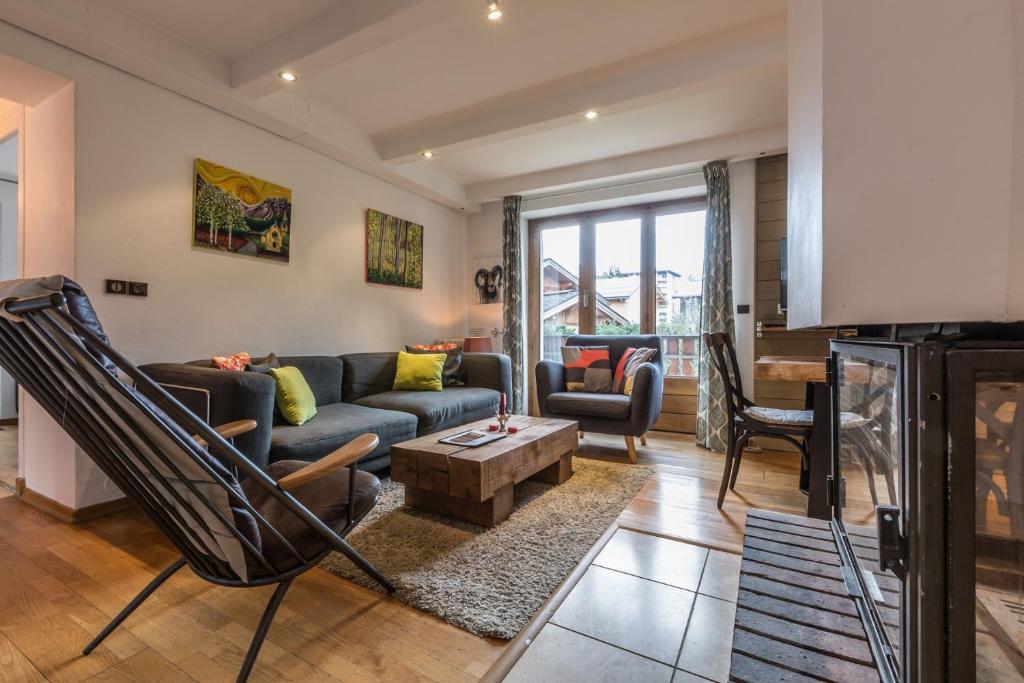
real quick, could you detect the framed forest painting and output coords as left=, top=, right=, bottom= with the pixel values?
left=192, top=159, right=292, bottom=262
left=365, top=209, right=423, bottom=288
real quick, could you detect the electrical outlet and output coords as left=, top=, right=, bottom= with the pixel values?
left=105, top=279, right=128, bottom=295
left=737, top=304, right=750, bottom=314
left=128, top=281, right=149, bottom=297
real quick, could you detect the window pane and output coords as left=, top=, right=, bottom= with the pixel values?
left=594, top=218, right=642, bottom=336
left=541, top=225, right=580, bottom=362
left=655, top=211, right=705, bottom=377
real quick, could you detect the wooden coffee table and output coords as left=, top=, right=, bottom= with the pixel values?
left=390, top=416, right=579, bottom=526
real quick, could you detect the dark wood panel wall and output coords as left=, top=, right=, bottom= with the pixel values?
left=754, top=155, right=832, bottom=449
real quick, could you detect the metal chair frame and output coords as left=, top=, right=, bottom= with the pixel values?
left=0, top=291, right=394, bottom=682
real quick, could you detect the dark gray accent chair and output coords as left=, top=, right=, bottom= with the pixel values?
left=535, top=334, right=664, bottom=463
left=141, top=351, right=511, bottom=473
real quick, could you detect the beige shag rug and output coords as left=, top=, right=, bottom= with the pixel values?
left=320, top=457, right=653, bottom=639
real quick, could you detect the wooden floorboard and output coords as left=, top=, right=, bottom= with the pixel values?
left=0, top=430, right=812, bottom=682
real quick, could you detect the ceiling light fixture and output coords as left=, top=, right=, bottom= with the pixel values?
left=487, top=1, right=502, bottom=21
left=422, top=151, right=434, bottom=158
left=584, top=110, right=599, bottom=120
left=278, top=71, right=298, bottom=82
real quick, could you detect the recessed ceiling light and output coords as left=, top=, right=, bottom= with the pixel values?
left=422, top=151, right=434, bottom=158
left=278, top=71, right=298, bottom=82
left=487, top=1, right=502, bottom=21
left=584, top=110, right=599, bottom=120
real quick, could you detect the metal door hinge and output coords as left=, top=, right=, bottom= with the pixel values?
left=827, top=475, right=846, bottom=509
left=876, top=505, right=907, bottom=581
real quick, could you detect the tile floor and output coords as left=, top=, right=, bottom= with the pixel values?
left=504, top=528, right=742, bottom=682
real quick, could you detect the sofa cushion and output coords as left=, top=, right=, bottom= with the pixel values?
left=546, top=391, right=631, bottom=420
left=354, top=387, right=499, bottom=434
left=268, top=402, right=416, bottom=463
left=340, top=352, right=398, bottom=402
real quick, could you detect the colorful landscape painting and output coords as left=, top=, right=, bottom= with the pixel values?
left=365, top=209, right=423, bottom=288
left=192, top=159, right=292, bottom=262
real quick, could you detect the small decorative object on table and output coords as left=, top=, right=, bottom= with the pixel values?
left=496, top=391, right=511, bottom=431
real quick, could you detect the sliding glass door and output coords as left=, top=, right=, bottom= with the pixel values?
left=528, top=198, right=706, bottom=387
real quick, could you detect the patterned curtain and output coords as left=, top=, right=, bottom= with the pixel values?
left=502, top=196, right=525, bottom=414
left=696, top=161, right=735, bottom=451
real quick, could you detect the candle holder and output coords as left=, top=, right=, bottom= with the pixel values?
left=495, top=410, right=511, bottom=432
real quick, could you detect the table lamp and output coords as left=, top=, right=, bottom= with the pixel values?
left=463, top=336, right=493, bottom=353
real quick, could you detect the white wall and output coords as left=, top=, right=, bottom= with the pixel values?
left=729, top=160, right=756, bottom=393
left=0, top=134, right=19, bottom=420
left=0, top=22, right=469, bottom=366
left=788, top=0, right=1017, bottom=327
left=467, top=201, right=504, bottom=348
left=0, top=22, right=470, bottom=509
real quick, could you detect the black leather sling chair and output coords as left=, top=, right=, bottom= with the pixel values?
left=0, top=276, right=393, bottom=682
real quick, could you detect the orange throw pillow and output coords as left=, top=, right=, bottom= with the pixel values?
left=212, top=352, right=251, bottom=371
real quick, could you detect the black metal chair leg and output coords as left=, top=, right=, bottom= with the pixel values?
left=331, top=536, right=395, bottom=593
left=83, top=557, right=186, bottom=655
left=238, top=579, right=293, bottom=683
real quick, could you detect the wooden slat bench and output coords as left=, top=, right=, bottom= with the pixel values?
left=730, top=509, right=883, bottom=682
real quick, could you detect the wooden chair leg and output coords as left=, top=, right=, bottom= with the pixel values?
left=624, top=436, right=638, bottom=464
left=717, top=427, right=736, bottom=508
left=578, top=430, right=584, bottom=439
left=640, top=433, right=647, bottom=446
left=730, top=432, right=752, bottom=490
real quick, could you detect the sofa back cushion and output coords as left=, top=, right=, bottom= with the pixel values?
left=340, top=352, right=399, bottom=402
left=187, top=355, right=343, bottom=407
left=276, top=357, right=343, bottom=406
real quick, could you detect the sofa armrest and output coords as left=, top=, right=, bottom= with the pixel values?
left=534, top=360, right=566, bottom=416
left=628, top=361, right=664, bottom=434
left=139, top=363, right=276, bottom=469
left=460, top=353, right=511, bottom=396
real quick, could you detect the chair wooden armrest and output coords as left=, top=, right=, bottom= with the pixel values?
left=192, top=419, right=257, bottom=449
left=276, top=433, right=379, bottom=491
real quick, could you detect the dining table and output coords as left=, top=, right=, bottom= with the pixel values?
left=752, top=355, right=832, bottom=519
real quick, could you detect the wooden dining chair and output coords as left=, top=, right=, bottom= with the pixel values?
left=704, top=332, right=815, bottom=508
left=0, top=277, right=394, bottom=682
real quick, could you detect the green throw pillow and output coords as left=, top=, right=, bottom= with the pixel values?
left=393, top=351, right=445, bottom=391
left=269, top=366, right=317, bottom=426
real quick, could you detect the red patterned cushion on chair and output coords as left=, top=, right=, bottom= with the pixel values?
left=613, top=347, right=659, bottom=395
left=212, top=352, right=251, bottom=371
left=561, top=345, right=612, bottom=393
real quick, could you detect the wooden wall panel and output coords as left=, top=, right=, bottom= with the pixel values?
left=754, top=154, right=831, bottom=451
left=654, top=376, right=697, bottom=434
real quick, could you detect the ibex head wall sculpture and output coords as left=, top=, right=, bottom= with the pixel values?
left=474, top=265, right=503, bottom=304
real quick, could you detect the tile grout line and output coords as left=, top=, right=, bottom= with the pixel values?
left=672, top=550, right=710, bottom=672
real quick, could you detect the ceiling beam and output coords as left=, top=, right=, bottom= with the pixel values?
left=466, top=125, right=787, bottom=203
left=229, top=0, right=458, bottom=99
left=0, top=7, right=477, bottom=211
left=375, top=16, right=786, bottom=164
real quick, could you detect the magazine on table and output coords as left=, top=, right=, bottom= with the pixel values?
left=438, top=429, right=506, bottom=447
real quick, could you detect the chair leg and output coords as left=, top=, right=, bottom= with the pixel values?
left=578, top=430, right=584, bottom=439
left=884, top=469, right=898, bottom=506
left=863, top=458, right=880, bottom=508
left=83, top=557, right=186, bottom=655
left=331, top=535, right=395, bottom=593
left=717, top=426, right=737, bottom=508
left=624, top=436, right=638, bottom=464
left=730, top=432, right=752, bottom=491
left=238, top=579, right=292, bottom=683
left=640, top=433, right=647, bottom=446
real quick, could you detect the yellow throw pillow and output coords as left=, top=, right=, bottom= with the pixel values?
left=393, top=351, right=445, bottom=391
left=269, top=366, right=317, bottom=426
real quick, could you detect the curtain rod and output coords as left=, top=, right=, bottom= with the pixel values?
left=525, top=170, right=704, bottom=202
left=0, top=178, right=16, bottom=185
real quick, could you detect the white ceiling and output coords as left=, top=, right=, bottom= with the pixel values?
left=0, top=0, right=788, bottom=210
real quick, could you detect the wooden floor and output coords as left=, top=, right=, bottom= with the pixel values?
left=0, top=431, right=809, bottom=682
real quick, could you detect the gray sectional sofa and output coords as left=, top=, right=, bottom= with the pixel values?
left=140, top=351, right=511, bottom=472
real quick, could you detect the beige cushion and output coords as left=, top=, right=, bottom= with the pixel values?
left=744, top=406, right=870, bottom=429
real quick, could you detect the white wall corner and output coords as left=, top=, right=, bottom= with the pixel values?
left=730, top=159, right=756, bottom=392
